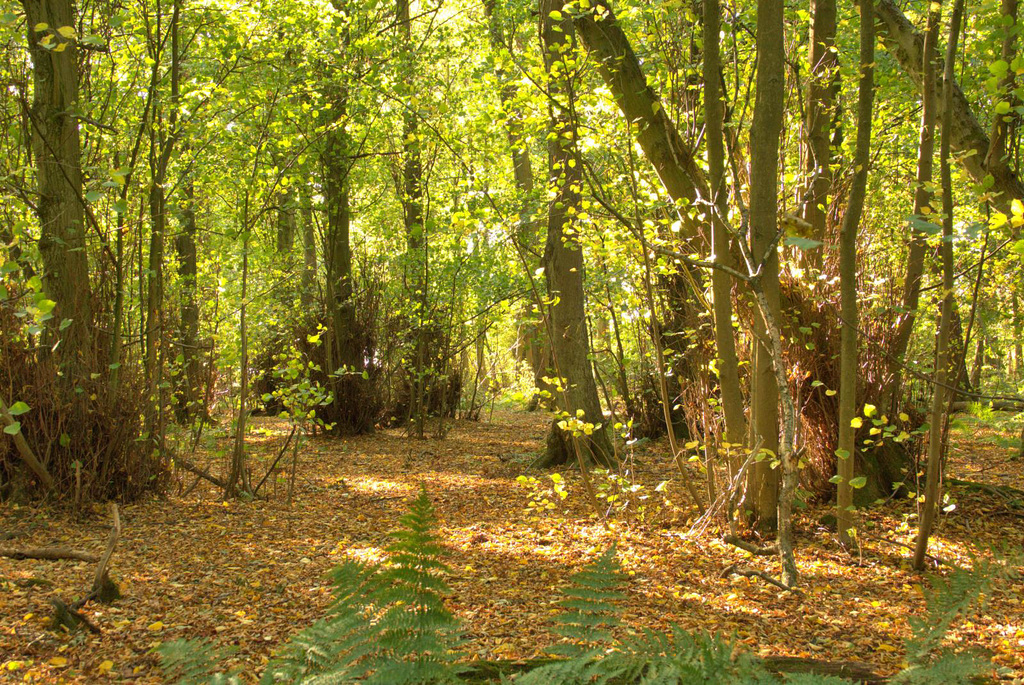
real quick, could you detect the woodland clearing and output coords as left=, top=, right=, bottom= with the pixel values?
left=2, top=409, right=1022, bottom=683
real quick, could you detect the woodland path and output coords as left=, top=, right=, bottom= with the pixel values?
left=1, top=409, right=1022, bottom=683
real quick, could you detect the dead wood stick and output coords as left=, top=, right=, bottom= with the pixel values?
left=721, top=562, right=801, bottom=594
left=0, top=392, right=54, bottom=490
left=253, top=425, right=297, bottom=496
left=92, top=503, right=120, bottom=593
left=723, top=535, right=779, bottom=556
left=175, top=455, right=228, bottom=489
left=0, top=547, right=99, bottom=563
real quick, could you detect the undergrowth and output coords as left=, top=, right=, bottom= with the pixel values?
left=157, top=487, right=1016, bottom=684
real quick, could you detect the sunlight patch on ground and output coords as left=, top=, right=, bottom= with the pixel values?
left=343, top=476, right=416, bottom=497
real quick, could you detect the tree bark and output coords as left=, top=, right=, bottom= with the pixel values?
left=703, top=0, right=746, bottom=460
left=837, top=0, right=875, bottom=549
left=175, top=175, right=201, bottom=423
left=800, top=0, right=838, bottom=269
left=914, top=0, right=963, bottom=571
left=21, top=0, right=93, bottom=374
left=882, top=0, right=942, bottom=413
left=301, top=191, right=317, bottom=310
left=745, top=0, right=786, bottom=534
left=537, top=0, right=615, bottom=469
left=397, top=0, right=429, bottom=438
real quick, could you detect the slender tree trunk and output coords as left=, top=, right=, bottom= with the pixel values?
left=969, top=335, right=984, bottom=391
left=883, top=0, right=942, bottom=413
left=837, top=0, right=875, bottom=549
left=301, top=191, right=317, bottom=311
left=801, top=0, right=838, bottom=269
left=22, top=0, right=93, bottom=374
left=398, top=0, right=428, bottom=438
left=703, top=0, right=746, bottom=457
left=914, top=0, right=963, bottom=571
left=175, top=175, right=200, bottom=423
left=745, top=0, right=786, bottom=533
left=537, top=0, right=615, bottom=469
left=484, top=0, right=553, bottom=405
left=228, top=212, right=252, bottom=497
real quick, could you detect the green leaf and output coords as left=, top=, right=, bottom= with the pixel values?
left=784, top=236, right=823, bottom=250
left=4, top=422, right=21, bottom=435
left=60, top=433, right=71, bottom=447
left=85, top=190, right=103, bottom=203
left=8, top=401, right=30, bottom=416
left=849, top=476, right=868, bottom=489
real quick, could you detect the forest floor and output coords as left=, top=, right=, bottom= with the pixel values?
left=1, top=409, right=1023, bottom=683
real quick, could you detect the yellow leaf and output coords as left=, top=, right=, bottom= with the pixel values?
left=6, top=661, right=24, bottom=671
left=49, top=657, right=68, bottom=667
left=57, top=26, right=75, bottom=39
left=98, top=660, right=114, bottom=673
left=34, top=22, right=48, bottom=31
left=876, top=643, right=897, bottom=653
left=850, top=417, right=863, bottom=428
left=825, top=389, right=837, bottom=396
left=147, top=621, right=164, bottom=631
left=899, top=412, right=910, bottom=422
left=1013, top=198, right=1024, bottom=217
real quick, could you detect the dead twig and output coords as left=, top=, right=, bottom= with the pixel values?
left=721, top=562, right=802, bottom=594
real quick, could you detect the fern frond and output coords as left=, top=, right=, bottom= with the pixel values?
left=156, top=638, right=241, bottom=685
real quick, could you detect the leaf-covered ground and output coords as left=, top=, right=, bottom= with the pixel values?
left=1, top=409, right=1022, bottom=683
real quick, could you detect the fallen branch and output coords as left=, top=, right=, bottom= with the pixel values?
left=0, top=547, right=99, bottom=563
left=723, top=535, right=779, bottom=556
left=252, top=425, right=297, bottom=496
left=175, top=455, right=228, bottom=489
left=947, top=478, right=1024, bottom=507
left=721, top=562, right=802, bottom=594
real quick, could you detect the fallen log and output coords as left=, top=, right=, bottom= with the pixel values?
left=950, top=400, right=1024, bottom=412
left=0, top=547, right=99, bottom=563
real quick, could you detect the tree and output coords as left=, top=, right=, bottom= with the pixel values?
left=21, top=0, right=93, bottom=375
left=744, top=0, right=786, bottom=534
left=537, top=0, right=615, bottom=469
left=837, top=0, right=876, bottom=549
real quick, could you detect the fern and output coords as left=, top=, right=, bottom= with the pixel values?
left=891, top=555, right=1015, bottom=684
left=364, top=484, right=464, bottom=684
left=156, top=638, right=241, bottom=685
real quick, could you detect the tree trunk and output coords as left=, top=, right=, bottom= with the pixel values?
left=22, top=0, right=93, bottom=374
left=745, top=0, right=786, bottom=533
left=914, top=0, right=963, bottom=571
left=175, top=176, right=201, bottom=423
left=703, top=0, right=746, bottom=459
left=837, top=0, right=875, bottom=549
left=228, top=217, right=252, bottom=497
left=537, top=0, right=615, bottom=469
left=301, top=191, right=317, bottom=311
left=800, top=0, right=838, bottom=269
left=882, top=0, right=941, bottom=413
left=572, top=0, right=708, bottom=231
left=398, top=0, right=428, bottom=438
